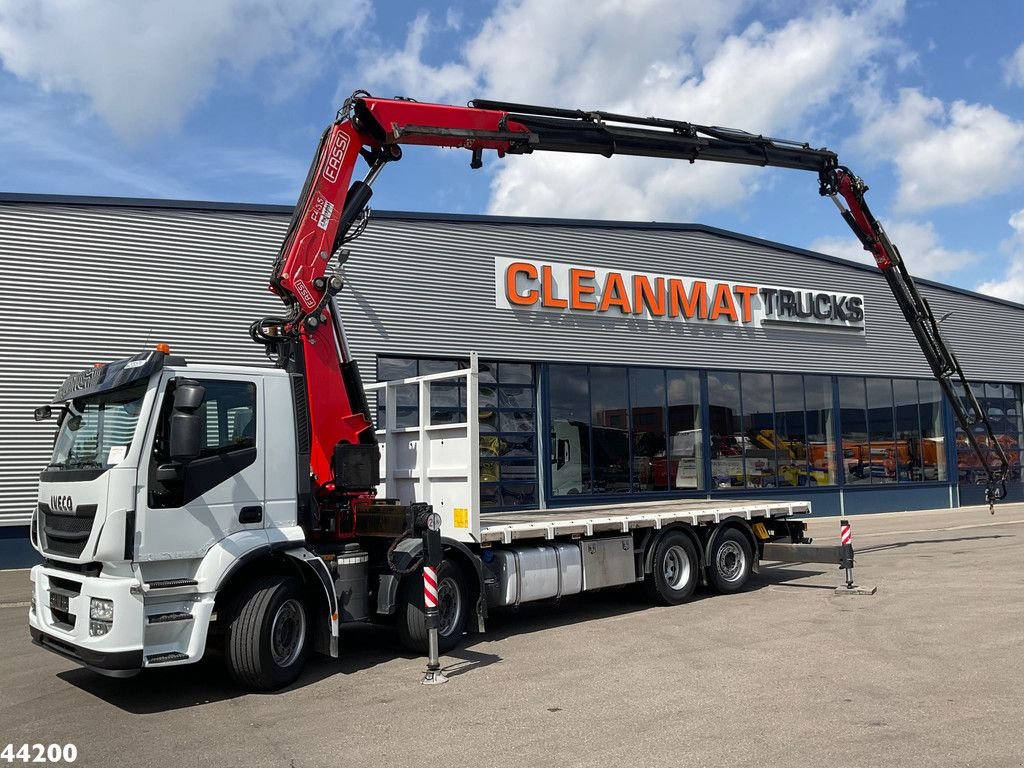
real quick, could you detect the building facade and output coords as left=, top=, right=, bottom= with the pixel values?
left=2, top=194, right=1022, bottom=567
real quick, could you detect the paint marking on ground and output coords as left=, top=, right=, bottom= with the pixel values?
left=0, top=601, right=30, bottom=609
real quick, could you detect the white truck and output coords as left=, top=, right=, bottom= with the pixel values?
left=28, top=91, right=1005, bottom=689
left=31, top=355, right=812, bottom=689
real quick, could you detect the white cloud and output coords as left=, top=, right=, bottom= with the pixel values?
left=0, top=0, right=371, bottom=140
left=976, top=209, right=1024, bottom=304
left=851, top=88, right=1024, bottom=212
left=1004, top=43, right=1024, bottom=87
left=358, top=0, right=907, bottom=221
left=809, top=219, right=979, bottom=279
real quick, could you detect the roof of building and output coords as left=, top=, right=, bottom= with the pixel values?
left=1, top=191, right=1018, bottom=311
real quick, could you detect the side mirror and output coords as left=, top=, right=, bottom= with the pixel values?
left=34, top=405, right=52, bottom=422
left=173, top=380, right=205, bottom=412
left=168, top=380, right=205, bottom=461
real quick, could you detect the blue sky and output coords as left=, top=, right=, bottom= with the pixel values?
left=1, top=0, right=1023, bottom=298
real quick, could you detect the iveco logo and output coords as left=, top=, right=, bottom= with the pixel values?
left=50, top=495, right=74, bottom=513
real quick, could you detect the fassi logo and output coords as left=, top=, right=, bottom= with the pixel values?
left=322, top=130, right=351, bottom=183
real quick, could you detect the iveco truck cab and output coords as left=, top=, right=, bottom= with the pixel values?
left=31, top=347, right=331, bottom=685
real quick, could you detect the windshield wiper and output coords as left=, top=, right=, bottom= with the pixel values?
left=65, top=459, right=103, bottom=469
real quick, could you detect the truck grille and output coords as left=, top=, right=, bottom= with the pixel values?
left=38, top=503, right=97, bottom=558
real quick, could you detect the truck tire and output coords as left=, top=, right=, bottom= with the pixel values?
left=644, top=530, right=699, bottom=605
left=224, top=576, right=309, bottom=690
left=396, top=559, right=468, bottom=654
left=707, top=527, right=754, bottom=594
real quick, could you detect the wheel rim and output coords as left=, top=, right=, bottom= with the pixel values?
left=662, top=544, right=692, bottom=590
left=270, top=598, right=306, bottom=667
left=716, top=541, right=746, bottom=583
left=437, top=576, right=463, bottom=638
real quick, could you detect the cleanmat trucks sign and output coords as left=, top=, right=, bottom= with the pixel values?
left=494, top=256, right=866, bottom=333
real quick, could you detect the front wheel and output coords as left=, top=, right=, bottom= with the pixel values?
left=397, top=559, right=468, bottom=653
left=224, top=576, right=309, bottom=690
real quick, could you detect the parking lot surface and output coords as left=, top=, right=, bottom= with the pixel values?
left=1, top=505, right=1022, bottom=768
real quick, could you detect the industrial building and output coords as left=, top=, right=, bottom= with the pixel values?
left=2, top=193, right=1022, bottom=567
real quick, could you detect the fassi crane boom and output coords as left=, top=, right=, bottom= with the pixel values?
left=252, top=90, right=1008, bottom=537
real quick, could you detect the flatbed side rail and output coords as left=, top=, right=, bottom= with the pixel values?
left=366, top=354, right=481, bottom=543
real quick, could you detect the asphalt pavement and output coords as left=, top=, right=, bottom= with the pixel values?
left=1, top=504, right=1022, bottom=768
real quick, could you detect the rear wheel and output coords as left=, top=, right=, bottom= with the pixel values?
left=397, top=558, right=468, bottom=653
left=707, top=528, right=754, bottom=593
left=224, top=576, right=309, bottom=690
left=644, top=530, right=699, bottom=605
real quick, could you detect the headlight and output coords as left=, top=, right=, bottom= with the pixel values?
left=89, top=621, right=111, bottom=637
left=89, top=598, right=114, bottom=622
left=30, top=596, right=36, bottom=614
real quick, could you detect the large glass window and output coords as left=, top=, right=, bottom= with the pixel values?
left=741, top=372, right=774, bottom=488
left=480, top=361, right=538, bottom=509
left=866, top=377, right=896, bottom=484
left=549, top=364, right=591, bottom=496
left=708, top=371, right=744, bottom=488
left=804, top=375, right=837, bottom=485
left=709, top=371, right=837, bottom=489
left=954, top=381, right=1022, bottom=487
left=666, top=371, right=702, bottom=490
left=549, top=364, right=703, bottom=496
left=590, top=367, right=630, bottom=494
left=918, top=380, right=947, bottom=481
left=630, top=368, right=667, bottom=492
left=840, top=376, right=947, bottom=484
left=773, top=374, right=806, bottom=487
left=376, top=356, right=468, bottom=428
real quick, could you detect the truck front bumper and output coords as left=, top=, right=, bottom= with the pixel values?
left=29, top=564, right=145, bottom=677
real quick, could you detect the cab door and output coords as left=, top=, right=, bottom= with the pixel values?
left=135, top=374, right=265, bottom=562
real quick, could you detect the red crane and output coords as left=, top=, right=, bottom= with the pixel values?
left=251, top=90, right=1009, bottom=537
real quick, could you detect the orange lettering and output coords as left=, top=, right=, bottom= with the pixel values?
left=669, top=279, right=707, bottom=319
left=506, top=262, right=538, bottom=306
left=599, top=272, right=632, bottom=313
left=709, top=283, right=739, bottom=322
left=733, top=285, right=758, bottom=323
left=633, top=275, right=666, bottom=316
left=571, top=268, right=597, bottom=310
left=541, top=265, right=568, bottom=308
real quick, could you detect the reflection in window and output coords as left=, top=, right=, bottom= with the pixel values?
left=550, top=364, right=704, bottom=496
left=708, top=371, right=743, bottom=488
left=954, top=381, right=1022, bottom=487
left=667, top=371, right=702, bottom=490
left=550, top=364, right=591, bottom=496
left=918, top=380, right=947, bottom=481
left=773, top=374, right=808, bottom=487
left=591, top=367, right=630, bottom=493
left=866, top=377, right=896, bottom=484
left=741, top=372, right=774, bottom=488
left=839, top=377, right=869, bottom=485
left=630, top=368, right=666, bottom=491
left=804, top=375, right=836, bottom=485
left=840, top=376, right=946, bottom=485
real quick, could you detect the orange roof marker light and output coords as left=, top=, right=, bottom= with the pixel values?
left=155, top=343, right=171, bottom=354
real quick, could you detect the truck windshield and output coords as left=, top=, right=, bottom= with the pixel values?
left=48, top=382, right=147, bottom=471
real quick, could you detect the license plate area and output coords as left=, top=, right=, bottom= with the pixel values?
left=49, top=591, right=70, bottom=613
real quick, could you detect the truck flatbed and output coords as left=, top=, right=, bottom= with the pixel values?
left=478, top=499, right=810, bottom=544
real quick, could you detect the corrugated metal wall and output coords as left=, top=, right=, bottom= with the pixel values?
left=0, top=201, right=286, bottom=524
left=340, top=217, right=1024, bottom=384
left=2, top=198, right=1023, bottom=527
